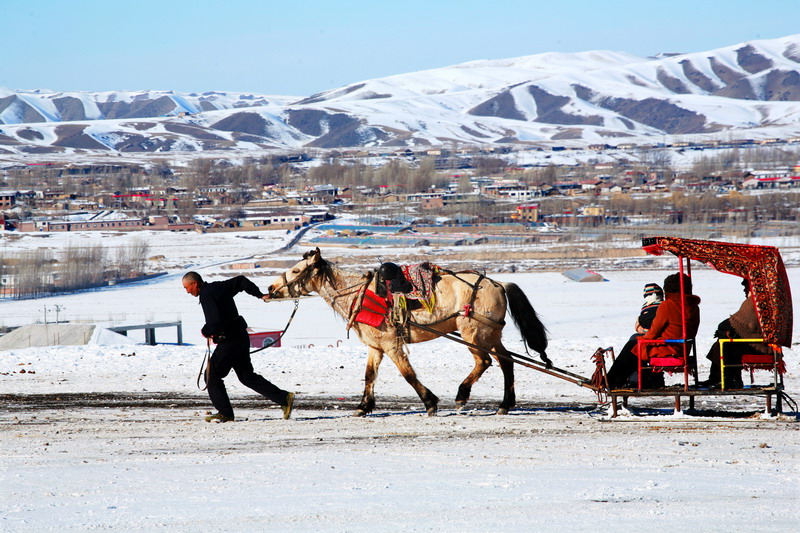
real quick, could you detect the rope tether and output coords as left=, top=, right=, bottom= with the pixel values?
left=196, top=298, right=301, bottom=390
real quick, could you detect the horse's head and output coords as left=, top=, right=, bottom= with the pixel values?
left=269, top=247, right=332, bottom=298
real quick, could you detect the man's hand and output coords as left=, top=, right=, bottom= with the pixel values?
left=261, top=294, right=271, bottom=302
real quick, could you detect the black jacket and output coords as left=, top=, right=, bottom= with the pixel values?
left=199, top=276, right=264, bottom=339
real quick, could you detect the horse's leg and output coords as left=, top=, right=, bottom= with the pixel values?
left=459, top=321, right=516, bottom=415
left=385, top=345, right=439, bottom=416
left=455, top=348, right=492, bottom=411
left=493, top=340, right=516, bottom=415
left=354, top=346, right=383, bottom=417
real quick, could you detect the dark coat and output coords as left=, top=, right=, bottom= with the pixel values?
left=728, top=297, right=761, bottom=338
left=199, top=276, right=264, bottom=339
left=723, top=297, right=770, bottom=354
left=637, top=302, right=660, bottom=331
left=635, top=292, right=701, bottom=360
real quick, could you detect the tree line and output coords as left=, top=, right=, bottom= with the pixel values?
left=0, top=239, right=150, bottom=299
left=1, top=145, right=798, bottom=225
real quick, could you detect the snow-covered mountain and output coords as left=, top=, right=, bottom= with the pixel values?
left=1, top=34, right=799, bottom=154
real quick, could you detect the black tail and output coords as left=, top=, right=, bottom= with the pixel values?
left=502, top=282, right=551, bottom=366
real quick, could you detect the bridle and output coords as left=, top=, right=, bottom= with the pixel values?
left=274, top=256, right=333, bottom=298
left=276, top=266, right=313, bottom=298
left=273, top=255, right=371, bottom=305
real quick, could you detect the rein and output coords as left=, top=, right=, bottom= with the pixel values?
left=196, top=338, right=212, bottom=391
left=277, top=256, right=355, bottom=299
left=196, top=298, right=302, bottom=391
left=249, top=298, right=301, bottom=355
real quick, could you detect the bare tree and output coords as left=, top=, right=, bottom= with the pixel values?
left=113, top=238, right=150, bottom=278
left=13, top=249, right=53, bottom=299
left=473, top=156, right=506, bottom=176
left=376, top=160, right=410, bottom=192
left=410, top=158, right=436, bottom=192
left=59, top=243, right=106, bottom=291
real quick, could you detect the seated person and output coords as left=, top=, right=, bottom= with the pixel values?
left=607, top=273, right=701, bottom=389
left=700, top=279, right=765, bottom=389
left=606, top=283, right=663, bottom=389
left=635, top=282, right=663, bottom=335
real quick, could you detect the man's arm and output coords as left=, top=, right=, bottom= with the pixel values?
left=229, top=275, right=265, bottom=299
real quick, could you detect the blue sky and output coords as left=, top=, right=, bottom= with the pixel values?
left=2, top=0, right=799, bottom=96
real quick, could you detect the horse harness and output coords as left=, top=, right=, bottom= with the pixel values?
left=350, top=266, right=506, bottom=340
left=278, top=256, right=505, bottom=339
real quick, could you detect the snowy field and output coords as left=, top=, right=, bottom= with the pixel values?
left=1, top=228, right=799, bottom=532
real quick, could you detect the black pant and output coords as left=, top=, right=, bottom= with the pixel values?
left=703, top=319, right=744, bottom=384
left=607, top=334, right=663, bottom=389
left=704, top=340, right=743, bottom=384
left=207, top=331, right=288, bottom=418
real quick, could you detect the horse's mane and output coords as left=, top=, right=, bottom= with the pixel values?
left=301, top=250, right=337, bottom=289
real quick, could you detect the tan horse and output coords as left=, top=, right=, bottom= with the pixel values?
left=268, top=248, right=549, bottom=416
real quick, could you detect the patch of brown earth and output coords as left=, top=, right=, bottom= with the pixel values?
left=15, top=128, right=45, bottom=141
left=656, top=68, right=691, bottom=94
left=468, top=90, right=527, bottom=121
left=52, top=125, right=109, bottom=150
left=680, top=60, right=719, bottom=93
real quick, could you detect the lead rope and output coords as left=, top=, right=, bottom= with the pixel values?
left=249, top=298, right=301, bottom=355
left=196, top=299, right=302, bottom=391
left=196, top=338, right=212, bottom=391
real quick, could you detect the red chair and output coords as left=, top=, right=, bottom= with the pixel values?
left=637, top=337, right=697, bottom=391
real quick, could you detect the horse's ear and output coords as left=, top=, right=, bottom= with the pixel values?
left=314, top=247, right=321, bottom=257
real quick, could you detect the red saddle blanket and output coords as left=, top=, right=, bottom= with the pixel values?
left=353, top=290, right=389, bottom=327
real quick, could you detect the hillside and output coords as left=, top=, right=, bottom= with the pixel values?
left=1, top=34, right=799, bottom=155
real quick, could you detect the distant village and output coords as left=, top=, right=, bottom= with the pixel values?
left=1, top=140, right=799, bottom=235
left=0, top=143, right=798, bottom=298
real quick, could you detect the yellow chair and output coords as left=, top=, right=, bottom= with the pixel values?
left=718, top=338, right=785, bottom=390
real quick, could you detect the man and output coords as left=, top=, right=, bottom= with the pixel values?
left=182, top=271, right=294, bottom=422
left=700, top=279, right=762, bottom=389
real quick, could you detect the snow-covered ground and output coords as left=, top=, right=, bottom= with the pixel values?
left=1, top=228, right=799, bottom=531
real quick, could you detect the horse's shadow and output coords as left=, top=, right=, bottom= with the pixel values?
left=252, top=404, right=598, bottom=422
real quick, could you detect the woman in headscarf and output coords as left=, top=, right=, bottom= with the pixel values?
left=700, top=279, right=765, bottom=389
left=607, top=274, right=700, bottom=389
left=606, top=282, right=664, bottom=389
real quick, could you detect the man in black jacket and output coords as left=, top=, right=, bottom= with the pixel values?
left=182, top=271, right=294, bottom=422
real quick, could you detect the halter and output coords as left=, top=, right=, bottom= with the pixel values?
left=277, top=258, right=323, bottom=298
left=276, top=255, right=371, bottom=302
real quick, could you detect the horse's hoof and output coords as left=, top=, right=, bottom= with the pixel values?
left=353, top=410, right=367, bottom=417
left=496, top=407, right=509, bottom=415
left=426, top=407, right=438, bottom=417
left=455, top=402, right=467, bottom=412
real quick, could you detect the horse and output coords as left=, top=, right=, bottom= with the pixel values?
left=267, top=248, right=549, bottom=416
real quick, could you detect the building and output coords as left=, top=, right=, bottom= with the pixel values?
left=582, top=205, right=606, bottom=217
left=147, top=216, right=195, bottom=231
left=18, top=217, right=144, bottom=232
left=742, top=169, right=800, bottom=189
left=515, top=204, right=539, bottom=223
left=0, top=191, right=18, bottom=208
left=238, top=212, right=309, bottom=229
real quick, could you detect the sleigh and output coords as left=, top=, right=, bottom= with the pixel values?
left=598, top=236, right=793, bottom=417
